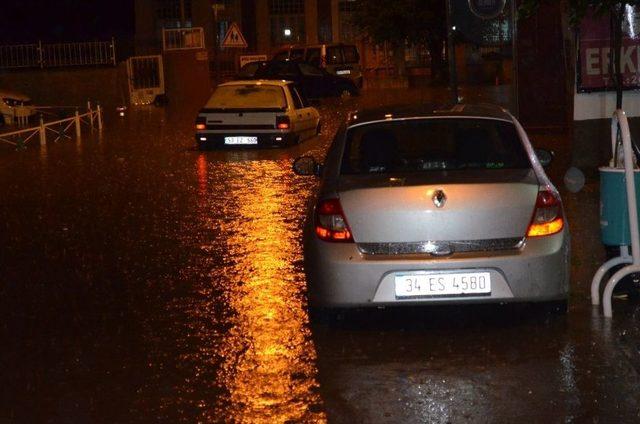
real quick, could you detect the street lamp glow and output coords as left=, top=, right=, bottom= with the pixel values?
left=283, top=28, right=292, bottom=37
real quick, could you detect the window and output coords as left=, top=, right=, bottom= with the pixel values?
left=290, top=85, right=305, bottom=109
left=339, top=0, right=359, bottom=41
left=269, top=0, right=305, bottom=45
left=155, top=0, right=192, bottom=27
left=238, top=61, right=265, bottom=79
left=290, top=48, right=305, bottom=60
left=326, top=46, right=343, bottom=64
left=305, top=48, right=321, bottom=67
left=269, top=0, right=304, bottom=14
left=206, top=85, right=287, bottom=110
left=299, top=63, right=323, bottom=76
left=273, top=51, right=289, bottom=61
left=342, top=45, right=360, bottom=63
left=341, top=119, right=530, bottom=175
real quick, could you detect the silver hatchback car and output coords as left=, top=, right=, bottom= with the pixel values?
left=293, top=104, right=570, bottom=312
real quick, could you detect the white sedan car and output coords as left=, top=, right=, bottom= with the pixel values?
left=0, top=89, right=36, bottom=125
left=195, top=80, right=320, bottom=149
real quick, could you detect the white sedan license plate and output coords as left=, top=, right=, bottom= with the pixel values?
left=224, top=136, right=258, bottom=145
left=394, top=271, right=491, bottom=298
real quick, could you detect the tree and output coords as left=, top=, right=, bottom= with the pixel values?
left=351, top=0, right=448, bottom=81
left=520, top=0, right=640, bottom=108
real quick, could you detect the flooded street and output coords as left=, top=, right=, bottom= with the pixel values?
left=1, top=87, right=639, bottom=423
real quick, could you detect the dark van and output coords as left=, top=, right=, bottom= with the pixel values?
left=273, top=43, right=363, bottom=88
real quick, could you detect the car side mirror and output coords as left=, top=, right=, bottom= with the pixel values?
left=535, top=148, right=554, bottom=168
left=293, top=156, right=321, bottom=176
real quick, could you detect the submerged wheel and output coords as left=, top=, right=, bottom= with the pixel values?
left=339, top=88, right=352, bottom=98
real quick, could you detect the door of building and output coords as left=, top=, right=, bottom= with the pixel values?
left=127, top=55, right=165, bottom=105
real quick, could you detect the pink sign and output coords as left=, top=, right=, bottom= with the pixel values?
left=578, top=9, right=640, bottom=92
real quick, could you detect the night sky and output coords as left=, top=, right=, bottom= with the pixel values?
left=0, top=0, right=135, bottom=43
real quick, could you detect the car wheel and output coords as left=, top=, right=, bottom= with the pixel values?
left=289, top=134, right=300, bottom=147
left=0, top=114, right=5, bottom=127
left=339, top=88, right=352, bottom=98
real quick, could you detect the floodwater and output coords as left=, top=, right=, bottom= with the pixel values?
left=1, top=86, right=639, bottom=423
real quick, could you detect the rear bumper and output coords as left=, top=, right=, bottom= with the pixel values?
left=303, top=225, right=570, bottom=308
left=196, top=131, right=295, bottom=148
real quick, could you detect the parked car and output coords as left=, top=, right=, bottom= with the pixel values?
left=195, top=80, right=320, bottom=149
left=293, top=104, right=570, bottom=315
left=273, top=43, right=363, bottom=88
left=237, top=60, right=359, bottom=99
left=0, top=89, right=36, bottom=125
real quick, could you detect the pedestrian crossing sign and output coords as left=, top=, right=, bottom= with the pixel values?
left=221, top=23, right=248, bottom=48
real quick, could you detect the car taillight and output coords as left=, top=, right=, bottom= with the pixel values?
left=276, top=116, right=290, bottom=130
left=315, top=198, right=353, bottom=242
left=527, top=189, right=564, bottom=237
left=195, top=117, right=206, bottom=130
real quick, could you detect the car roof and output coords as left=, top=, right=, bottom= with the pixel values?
left=220, top=79, right=292, bottom=88
left=347, top=103, right=514, bottom=127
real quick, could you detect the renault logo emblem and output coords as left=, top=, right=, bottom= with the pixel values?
left=432, top=190, right=447, bottom=208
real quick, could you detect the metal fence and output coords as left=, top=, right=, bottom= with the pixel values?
left=162, top=27, right=204, bottom=51
left=0, top=39, right=116, bottom=69
left=0, top=103, right=103, bottom=149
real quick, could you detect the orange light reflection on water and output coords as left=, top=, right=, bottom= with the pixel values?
left=199, top=159, right=325, bottom=422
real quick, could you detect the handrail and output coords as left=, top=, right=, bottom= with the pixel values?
left=591, top=109, right=640, bottom=317
left=0, top=104, right=102, bottom=148
left=0, top=39, right=116, bottom=69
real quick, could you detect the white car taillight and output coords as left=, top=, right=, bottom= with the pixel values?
left=315, top=198, right=353, bottom=242
left=527, top=189, right=564, bottom=237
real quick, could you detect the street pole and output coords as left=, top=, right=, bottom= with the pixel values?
left=212, top=3, right=225, bottom=87
left=446, top=0, right=458, bottom=104
left=214, top=5, right=220, bottom=87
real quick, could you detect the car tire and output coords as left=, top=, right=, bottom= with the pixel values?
left=337, top=86, right=353, bottom=98
left=0, top=114, right=5, bottom=127
left=288, top=134, right=300, bottom=147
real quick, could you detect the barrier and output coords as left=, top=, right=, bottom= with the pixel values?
left=591, top=109, right=640, bottom=317
left=0, top=102, right=103, bottom=149
left=0, top=39, right=116, bottom=69
left=162, top=28, right=204, bottom=51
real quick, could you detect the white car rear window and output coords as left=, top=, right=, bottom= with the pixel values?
left=206, top=85, right=286, bottom=109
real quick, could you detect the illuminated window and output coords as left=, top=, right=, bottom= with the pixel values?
left=269, top=0, right=305, bottom=45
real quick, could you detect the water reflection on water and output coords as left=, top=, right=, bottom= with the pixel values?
left=196, top=156, right=325, bottom=423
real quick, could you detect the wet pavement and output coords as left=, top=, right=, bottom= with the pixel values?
left=1, top=86, right=639, bottom=423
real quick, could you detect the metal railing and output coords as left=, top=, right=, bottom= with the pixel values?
left=0, top=102, right=103, bottom=149
left=162, top=27, right=204, bottom=51
left=0, top=39, right=116, bottom=69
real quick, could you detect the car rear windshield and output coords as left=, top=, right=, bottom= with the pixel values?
left=342, top=45, right=359, bottom=63
left=326, top=46, right=343, bottom=64
left=341, top=118, right=531, bottom=174
left=205, top=85, right=286, bottom=110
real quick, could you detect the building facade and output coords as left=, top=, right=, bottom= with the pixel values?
left=135, top=0, right=358, bottom=55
